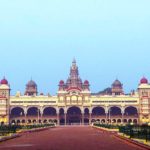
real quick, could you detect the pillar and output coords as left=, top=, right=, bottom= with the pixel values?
left=56, top=109, right=60, bottom=126
left=121, top=108, right=125, bottom=125
left=82, top=113, right=84, bottom=125
left=89, top=113, right=91, bottom=125
left=105, top=108, right=109, bottom=124
left=64, top=113, right=67, bottom=125
left=56, top=113, right=59, bottom=125
left=64, top=108, right=67, bottom=126
left=24, top=108, right=27, bottom=124
left=89, top=109, right=92, bottom=125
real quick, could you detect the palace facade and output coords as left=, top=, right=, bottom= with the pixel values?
left=0, top=59, right=150, bottom=125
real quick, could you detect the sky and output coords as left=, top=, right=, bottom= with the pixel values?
left=0, top=0, right=150, bottom=95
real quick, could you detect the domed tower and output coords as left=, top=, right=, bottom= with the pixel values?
left=138, top=77, right=150, bottom=124
left=24, top=79, right=38, bottom=96
left=0, top=77, right=11, bottom=124
left=65, top=59, right=84, bottom=90
left=83, top=80, right=90, bottom=90
left=0, top=77, right=10, bottom=98
left=111, top=79, right=124, bottom=95
left=59, top=80, right=65, bottom=91
left=140, top=77, right=148, bottom=84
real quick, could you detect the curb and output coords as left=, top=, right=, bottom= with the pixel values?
left=0, top=134, right=21, bottom=142
left=93, top=126, right=150, bottom=150
left=0, top=126, right=55, bottom=143
left=114, top=134, right=150, bottom=150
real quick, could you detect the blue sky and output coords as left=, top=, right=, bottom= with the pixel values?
left=0, top=0, right=150, bottom=95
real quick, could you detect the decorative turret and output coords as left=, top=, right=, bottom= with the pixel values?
left=1, top=77, right=8, bottom=85
left=59, top=80, right=65, bottom=91
left=83, top=80, right=90, bottom=90
left=0, top=77, right=10, bottom=98
left=24, top=79, right=38, bottom=96
left=111, top=79, right=124, bottom=95
left=140, top=77, right=148, bottom=84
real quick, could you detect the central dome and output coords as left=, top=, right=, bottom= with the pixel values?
left=112, top=79, right=122, bottom=86
left=26, top=80, right=37, bottom=87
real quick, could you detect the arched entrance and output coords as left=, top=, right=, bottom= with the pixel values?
left=109, top=106, right=122, bottom=116
left=67, top=106, right=81, bottom=125
left=11, top=107, right=25, bottom=117
left=92, top=107, right=105, bottom=116
left=59, top=108, right=65, bottom=125
left=27, top=107, right=39, bottom=116
left=124, top=106, right=138, bottom=116
left=43, top=107, right=56, bottom=116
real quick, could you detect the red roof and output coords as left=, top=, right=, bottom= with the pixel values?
left=1, top=78, right=8, bottom=85
left=140, top=77, right=148, bottom=84
left=84, top=80, right=89, bottom=85
left=59, top=80, right=64, bottom=85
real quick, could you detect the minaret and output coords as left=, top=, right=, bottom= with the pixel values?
left=0, top=77, right=11, bottom=124
left=70, top=59, right=79, bottom=80
left=69, top=59, right=81, bottom=88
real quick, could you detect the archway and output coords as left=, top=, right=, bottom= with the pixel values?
left=67, top=106, right=81, bottom=124
left=125, top=106, right=138, bottom=116
left=27, top=119, right=31, bottom=124
left=22, top=120, right=25, bottom=124
left=43, top=107, right=56, bottom=116
left=109, top=106, right=122, bottom=116
left=117, top=119, right=121, bottom=124
left=133, top=119, right=138, bottom=124
left=27, top=107, right=39, bottom=116
left=92, top=107, right=105, bottom=116
left=11, top=107, right=25, bottom=117
left=101, top=119, right=105, bottom=124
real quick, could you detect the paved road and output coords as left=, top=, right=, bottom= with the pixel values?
left=0, top=126, right=147, bottom=150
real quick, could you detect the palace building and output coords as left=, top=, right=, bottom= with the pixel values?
left=0, top=60, right=150, bottom=125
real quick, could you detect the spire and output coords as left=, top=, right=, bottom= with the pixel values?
left=72, top=58, right=76, bottom=64
left=72, top=58, right=76, bottom=68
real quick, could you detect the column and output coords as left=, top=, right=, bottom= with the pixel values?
left=24, top=108, right=27, bottom=125
left=105, top=108, right=108, bottom=124
left=89, top=109, right=92, bottom=125
left=64, top=113, right=67, bottom=125
left=82, top=113, right=84, bottom=125
left=57, top=113, right=60, bottom=125
left=56, top=109, right=60, bottom=126
left=121, top=108, right=125, bottom=125
left=89, top=113, right=91, bottom=125
left=40, top=109, right=43, bottom=124
left=64, top=108, right=67, bottom=126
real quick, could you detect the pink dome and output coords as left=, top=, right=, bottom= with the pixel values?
left=140, top=77, right=148, bottom=84
left=1, top=77, right=8, bottom=85
left=84, top=80, right=89, bottom=85
left=59, top=80, right=64, bottom=85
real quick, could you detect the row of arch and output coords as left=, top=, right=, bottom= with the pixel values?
left=11, top=118, right=138, bottom=125
left=91, top=119, right=138, bottom=124
left=10, top=106, right=138, bottom=117
left=11, top=119, right=57, bottom=124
